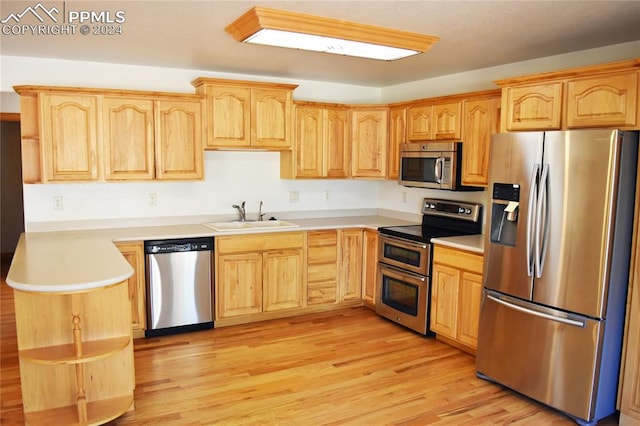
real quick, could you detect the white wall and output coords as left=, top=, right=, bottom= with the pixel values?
left=2, top=41, right=638, bottom=231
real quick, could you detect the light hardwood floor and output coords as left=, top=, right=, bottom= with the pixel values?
left=0, top=261, right=618, bottom=425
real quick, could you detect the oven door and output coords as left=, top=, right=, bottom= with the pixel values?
left=399, top=151, right=453, bottom=189
left=376, top=263, right=431, bottom=335
left=378, top=234, right=430, bottom=276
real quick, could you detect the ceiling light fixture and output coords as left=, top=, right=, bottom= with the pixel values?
left=225, top=7, right=439, bottom=61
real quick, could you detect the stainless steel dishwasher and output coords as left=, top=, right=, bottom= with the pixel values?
left=144, top=237, right=214, bottom=337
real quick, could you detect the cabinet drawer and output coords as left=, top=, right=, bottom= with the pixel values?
left=433, top=245, right=484, bottom=274
left=308, top=263, right=337, bottom=282
left=216, top=232, right=304, bottom=254
left=308, top=245, right=337, bottom=263
left=308, top=283, right=337, bottom=305
left=308, top=230, right=338, bottom=246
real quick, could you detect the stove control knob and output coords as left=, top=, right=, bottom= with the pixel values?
left=458, top=207, right=465, bottom=214
left=465, top=208, right=472, bottom=214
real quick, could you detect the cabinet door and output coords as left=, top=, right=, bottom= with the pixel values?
left=351, top=109, right=388, bottom=178
left=430, top=263, right=460, bottom=338
left=339, top=229, right=363, bottom=301
left=387, top=107, right=406, bottom=180
left=307, top=230, right=338, bottom=305
left=461, top=97, right=499, bottom=187
left=217, top=253, right=263, bottom=319
left=102, top=97, right=155, bottom=180
left=503, top=82, right=562, bottom=131
left=295, top=105, right=324, bottom=178
left=433, top=102, right=462, bottom=140
left=263, top=249, right=304, bottom=311
left=566, top=72, right=638, bottom=128
left=407, top=106, right=433, bottom=141
left=362, top=229, right=379, bottom=306
left=115, top=242, right=146, bottom=337
left=457, top=272, right=482, bottom=349
left=325, top=107, right=350, bottom=178
left=41, top=93, right=98, bottom=181
left=208, top=86, right=251, bottom=148
left=155, top=99, right=204, bottom=180
left=252, top=88, right=292, bottom=149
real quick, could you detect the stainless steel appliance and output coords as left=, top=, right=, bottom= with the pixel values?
left=377, top=198, right=482, bottom=334
left=476, top=129, right=639, bottom=425
left=399, top=142, right=482, bottom=191
left=144, top=237, right=214, bottom=337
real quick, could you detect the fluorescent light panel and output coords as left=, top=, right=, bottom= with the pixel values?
left=226, top=7, right=439, bottom=61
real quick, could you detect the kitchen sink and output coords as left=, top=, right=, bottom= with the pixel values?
left=203, top=220, right=299, bottom=232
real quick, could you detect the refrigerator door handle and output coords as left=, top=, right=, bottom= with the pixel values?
left=526, top=163, right=540, bottom=277
left=535, top=163, right=550, bottom=278
left=487, top=294, right=586, bottom=328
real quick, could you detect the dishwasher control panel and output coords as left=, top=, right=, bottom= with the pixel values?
left=144, top=237, right=213, bottom=254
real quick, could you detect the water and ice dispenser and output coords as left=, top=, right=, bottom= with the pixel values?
left=490, top=183, right=520, bottom=247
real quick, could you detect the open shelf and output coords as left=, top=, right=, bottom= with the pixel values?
left=24, top=395, right=133, bottom=426
left=20, top=336, right=131, bottom=365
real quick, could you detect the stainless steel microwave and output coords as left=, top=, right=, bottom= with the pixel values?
left=399, top=142, right=481, bottom=191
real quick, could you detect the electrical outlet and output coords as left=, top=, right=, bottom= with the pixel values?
left=402, top=191, right=408, bottom=203
left=324, top=190, right=330, bottom=201
left=53, top=196, right=63, bottom=210
left=289, top=191, right=299, bottom=202
left=148, top=193, right=157, bottom=207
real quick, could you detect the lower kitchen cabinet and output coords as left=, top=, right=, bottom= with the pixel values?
left=307, top=230, right=339, bottom=305
left=339, top=229, right=364, bottom=301
left=215, top=232, right=305, bottom=325
left=362, top=229, right=378, bottom=307
left=115, top=241, right=146, bottom=339
left=430, top=244, right=484, bottom=354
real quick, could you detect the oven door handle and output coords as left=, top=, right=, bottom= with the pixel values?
left=381, top=234, right=428, bottom=249
left=378, top=263, right=427, bottom=282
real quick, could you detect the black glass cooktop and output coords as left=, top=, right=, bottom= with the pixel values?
left=378, top=224, right=468, bottom=243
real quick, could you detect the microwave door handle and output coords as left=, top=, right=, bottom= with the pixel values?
left=435, top=157, right=444, bottom=183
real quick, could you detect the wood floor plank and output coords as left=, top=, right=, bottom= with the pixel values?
left=0, top=261, right=619, bottom=425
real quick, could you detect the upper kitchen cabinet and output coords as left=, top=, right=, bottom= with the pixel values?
left=351, top=107, right=388, bottom=178
left=387, top=105, right=407, bottom=180
left=496, top=58, right=640, bottom=132
left=40, top=93, right=100, bottom=181
left=15, top=86, right=205, bottom=183
left=281, top=102, right=350, bottom=179
left=407, top=101, right=462, bottom=141
left=461, top=93, right=501, bottom=187
left=191, top=78, right=298, bottom=150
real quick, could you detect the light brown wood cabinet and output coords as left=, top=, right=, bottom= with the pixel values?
left=16, top=86, right=205, bottom=183
left=620, top=168, right=640, bottom=425
left=13, top=281, right=134, bottom=424
left=461, top=95, right=501, bottom=187
left=496, top=59, right=640, bottom=131
left=407, top=101, right=462, bottom=141
left=306, top=230, right=339, bottom=305
left=192, top=78, right=297, bottom=150
left=350, top=107, right=388, bottom=178
left=339, top=229, right=364, bottom=301
left=430, top=245, right=484, bottom=354
left=215, top=232, right=305, bottom=325
left=281, top=102, right=350, bottom=179
left=41, top=93, right=99, bottom=181
left=115, top=241, right=146, bottom=339
left=387, top=106, right=406, bottom=180
left=362, top=229, right=378, bottom=307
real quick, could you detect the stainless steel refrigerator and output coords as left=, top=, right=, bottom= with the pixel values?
left=476, top=129, right=639, bottom=425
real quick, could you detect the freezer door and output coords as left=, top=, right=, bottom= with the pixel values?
left=533, top=129, right=621, bottom=318
left=484, top=132, right=543, bottom=300
left=476, top=290, right=604, bottom=422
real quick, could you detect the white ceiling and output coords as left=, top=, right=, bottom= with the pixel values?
left=1, top=0, right=639, bottom=87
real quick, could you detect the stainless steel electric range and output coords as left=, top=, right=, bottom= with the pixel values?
left=376, top=198, right=482, bottom=335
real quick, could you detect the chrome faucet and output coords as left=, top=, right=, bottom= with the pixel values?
left=232, top=201, right=246, bottom=221
left=258, top=200, right=265, bottom=221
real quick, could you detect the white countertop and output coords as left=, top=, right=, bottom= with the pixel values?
left=6, top=215, right=417, bottom=293
left=430, top=234, right=485, bottom=254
